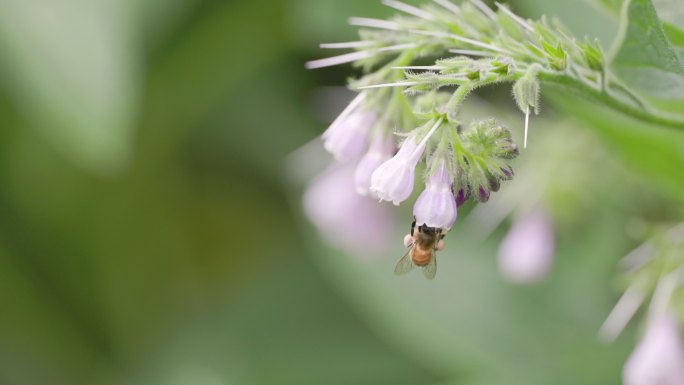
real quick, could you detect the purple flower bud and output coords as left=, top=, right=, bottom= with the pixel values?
left=303, top=163, right=394, bottom=257
left=369, top=136, right=422, bottom=205
left=354, top=133, right=395, bottom=196
left=322, top=110, right=376, bottom=162
left=455, top=188, right=469, bottom=207
left=623, top=314, right=684, bottom=385
left=477, top=185, right=490, bottom=202
left=497, top=210, right=555, bottom=284
left=500, top=166, right=514, bottom=180
left=413, top=162, right=457, bottom=229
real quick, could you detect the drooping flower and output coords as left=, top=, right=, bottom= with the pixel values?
left=303, top=162, right=394, bottom=257
left=497, top=209, right=554, bottom=283
left=370, top=119, right=442, bottom=205
left=413, top=161, right=457, bottom=229
left=623, top=314, right=684, bottom=385
left=354, top=132, right=395, bottom=195
left=322, top=93, right=376, bottom=162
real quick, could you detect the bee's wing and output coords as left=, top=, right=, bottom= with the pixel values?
left=422, top=255, right=437, bottom=280
left=394, top=249, right=414, bottom=275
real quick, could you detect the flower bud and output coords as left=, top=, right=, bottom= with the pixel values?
left=580, top=38, right=604, bottom=71
left=354, top=133, right=395, bottom=195
left=476, top=185, right=490, bottom=203
left=623, top=314, right=684, bottom=385
left=512, top=69, right=540, bottom=116
left=455, top=187, right=469, bottom=207
left=413, top=161, right=457, bottom=230
left=497, top=210, right=555, bottom=284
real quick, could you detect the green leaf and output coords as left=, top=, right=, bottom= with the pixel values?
left=609, top=0, right=684, bottom=100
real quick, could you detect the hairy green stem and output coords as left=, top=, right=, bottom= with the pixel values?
left=539, top=73, right=684, bottom=129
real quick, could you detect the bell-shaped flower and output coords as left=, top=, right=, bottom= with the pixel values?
left=497, top=209, right=555, bottom=284
left=369, top=136, right=422, bottom=205
left=354, top=133, right=395, bottom=195
left=623, top=314, right=684, bottom=385
left=370, top=119, right=442, bottom=205
left=303, top=162, right=394, bottom=257
left=322, top=93, right=376, bottom=162
left=413, top=161, right=457, bottom=230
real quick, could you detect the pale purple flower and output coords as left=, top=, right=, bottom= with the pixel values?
left=497, top=209, right=554, bottom=284
left=413, top=161, right=457, bottom=229
left=303, top=162, right=394, bottom=257
left=370, top=119, right=442, bottom=205
left=369, top=136, right=421, bottom=205
left=354, top=133, right=395, bottom=195
left=623, top=314, right=684, bottom=385
left=322, top=93, right=376, bottom=162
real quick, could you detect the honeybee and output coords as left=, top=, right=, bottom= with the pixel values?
left=394, top=219, right=446, bottom=280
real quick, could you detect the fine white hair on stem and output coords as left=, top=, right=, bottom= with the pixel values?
left=524, top=106, right=529, bottom=148
left=619, top=242, right=657, bottom=272
left=647, top=265, right=684, bottom=319
left=448, top=49, right=491, bottom=57
left=433, top=0, right=460, bottom=15
left=320, top=41, right=375, bottom=49
left=599, top=285, right=646, bottom=343
left=348, top=17, right=400, bottom=30
left=470, top=0, right=498, bottom=20
left=495, top=2, right=535, bottom=32
left=326, top=92, right=367, bottom=132
left=415, top=117, right=444, bottom=149
left=305, top=51, right=372, bottom=69
left=391, top=65, right=446, bottom=70
left=357, top=81, right=421, bottom=90
left=409, top=29, right=509, bottom=54
left=306, top=44, right=417, bottom=69
left=378, top=43, right=418, bottom=52
left=382, top=0, right=435, bottom=20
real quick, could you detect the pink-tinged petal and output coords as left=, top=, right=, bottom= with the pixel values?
left=413, top=162, right=457, bottom=229
left=303, top=162, right=394, bottom=258
left=497, top=210, right=554, bottom=283
left=623, top=314, right=684, bottom=385
left=322, top=110, right=376, bottom=162
left=354, top=133, right=395, bottom=195
left=369, top=136, right=422, bottom=205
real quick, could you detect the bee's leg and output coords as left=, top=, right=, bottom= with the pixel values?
left=403, top=234, right=413, bottom=248
left=435, top=240, right=445, bottom=251
left=410, top=218, right=416, bottom=236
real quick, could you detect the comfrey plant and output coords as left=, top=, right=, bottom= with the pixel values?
left=303, top=0, right=684, bottom=381
left=305, top=0, right=621, bottom=278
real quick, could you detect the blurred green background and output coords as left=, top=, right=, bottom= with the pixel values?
left=0, top=0, right=682, bottom=384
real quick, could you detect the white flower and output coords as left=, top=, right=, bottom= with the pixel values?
left=321, top=92, right=376, bottom=162
left=303, top=162, right=394, bottom=257
left=413, top=161, right=457, bottom=229
left=369, top=135, right=421, bottom=205
left=370, top=119, right=442, bottom=205
left=497, top=209, right=554, bottom=283
left=623, top=314, right=684, bottom=385
left=354, top=132, right=395, bottom=195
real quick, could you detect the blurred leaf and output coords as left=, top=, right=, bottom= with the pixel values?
left=547, top=89, right=684, bottom=201
left=0, top=0, right=142, bottom=174
left=609, top=0, right=684, bottom=101
left=652, top=0, right=684, bottom=32
left=0, top=244, right=106, bottom=385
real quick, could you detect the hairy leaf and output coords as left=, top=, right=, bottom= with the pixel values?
left=609, top=0, right=684, bottom=100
